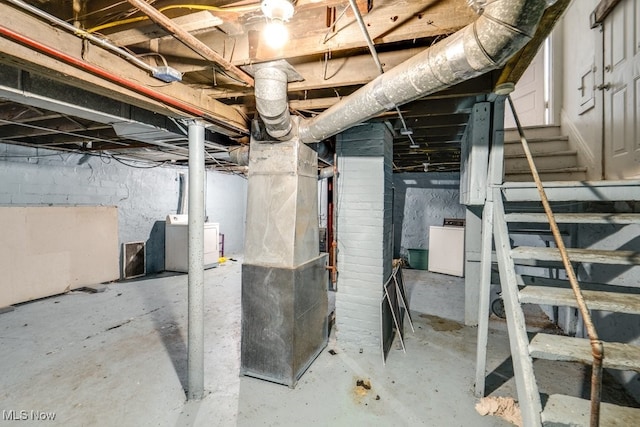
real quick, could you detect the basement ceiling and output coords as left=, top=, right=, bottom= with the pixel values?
left=0, top=0, right=561, bottom=173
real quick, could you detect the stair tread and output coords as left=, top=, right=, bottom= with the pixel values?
left=504, top=150, right=577, bottom=159
left=506, top=212, right=640, bottom=224
left=504, top=135, right=569, bottom=144
left=530, top=334, right=640, bottom=371
left=511, top=246, right=640, bottom=265
left=499, top=179, right=640, bottom=202
left=505, top=125, right=561, bottom=131
left=518, top=274, right=640, bottom=292
left=507, top=166, right=587, bottom=175
left=542, top=394, right=640, bottom=426
left=519, top=286, right=640, bottom=314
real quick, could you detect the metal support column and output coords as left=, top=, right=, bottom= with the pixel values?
left=187, top=121, right=205, bottom=400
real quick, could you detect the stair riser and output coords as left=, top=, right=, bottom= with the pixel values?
left=504, top=140, right=569, bottom=156
left=505, top=126, right=561, bottom=140
left=506, top=153, right=578, bottom=171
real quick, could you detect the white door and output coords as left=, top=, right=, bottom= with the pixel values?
left=505, top=46, right=546, bottom=128
left=603, top=0, right=640, bottom=179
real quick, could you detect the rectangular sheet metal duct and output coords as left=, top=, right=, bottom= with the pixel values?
left=241, top=131, right=328, bottom=387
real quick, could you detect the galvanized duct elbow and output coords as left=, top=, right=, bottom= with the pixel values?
left=254, top=67, right=293, bottom=140
left=298, top=0, right=548, bottom=144
left=229, top=145, right=250, bottom=166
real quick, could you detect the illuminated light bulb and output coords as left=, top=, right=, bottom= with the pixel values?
left=261, top=0, right=294, bottom=49
left=261, top=0, right=294, bottom=21
left=263, top=19, right=289, bottom=49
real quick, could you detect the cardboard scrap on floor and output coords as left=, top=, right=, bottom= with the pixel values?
left=475, top=396, right=522, bottom=427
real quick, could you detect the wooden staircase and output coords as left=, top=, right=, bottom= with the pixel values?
left=475, top=181, right=640, bottom=426
left=504, top=125, right=587, bottom=182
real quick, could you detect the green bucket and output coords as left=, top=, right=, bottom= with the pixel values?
left=408, top=249, right=429, bottom=270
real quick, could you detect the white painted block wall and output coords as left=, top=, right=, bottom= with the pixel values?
left=0, top=143, right=247, bottom=275
left=335, top=124, right=393, bottom=349
left=392, top=172, right=466, bottom=259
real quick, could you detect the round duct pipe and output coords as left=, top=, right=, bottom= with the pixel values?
left=229, top=146, right=250, bottom=166
left=297, top=0, right=549, bottom=144
left=254, top=67, right=293, bottom=140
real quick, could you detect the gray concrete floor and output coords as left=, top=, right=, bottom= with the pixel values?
left=0, top=260, right=631, bottom=426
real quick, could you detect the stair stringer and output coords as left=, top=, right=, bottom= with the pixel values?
left=493, top=188, right=543, bottom=427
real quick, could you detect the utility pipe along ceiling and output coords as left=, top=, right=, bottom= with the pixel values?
left=0, top=0, right=567, bottom=173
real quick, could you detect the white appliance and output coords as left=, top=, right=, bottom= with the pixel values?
left=428, top=225, right=465, bottom=277
left=165, top=214, right=219, bottom=272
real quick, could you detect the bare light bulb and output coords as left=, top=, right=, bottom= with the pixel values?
left=263, top=19, right=289, bottom=49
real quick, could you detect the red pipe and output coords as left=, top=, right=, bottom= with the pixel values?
left=0, top=25, right=248, bottom=136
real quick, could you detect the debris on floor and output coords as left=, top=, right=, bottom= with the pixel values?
left=355, top=379, right=372, bottom=397
left=475, top=396, right=522, bottom=427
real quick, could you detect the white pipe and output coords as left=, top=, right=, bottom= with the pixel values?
left=318, top=166, right=334, bottom=180
left=348, top=0, right=384, bottom=74
left=187, top=121, right=205, bottom=400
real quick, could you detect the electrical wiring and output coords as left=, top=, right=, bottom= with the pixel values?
left=72, top=0, right=145, bottom=23
left=88, top=3, right=261, bottom=33
left=0, top=118, right=129, bottom=147
left=204, top=149, right=245, bottom=177
left=109, top=153, right=168, bottom=169
left=0, top=151, right=69, bottom=159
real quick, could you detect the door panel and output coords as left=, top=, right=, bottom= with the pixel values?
left=603, top=0, right=640, bottom=179
left=611, top=88, right=626, bottom=154
left=505, top=47, right=546, bottom=128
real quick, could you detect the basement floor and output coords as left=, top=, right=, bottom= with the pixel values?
left=0, top=258, right=636, bottom=426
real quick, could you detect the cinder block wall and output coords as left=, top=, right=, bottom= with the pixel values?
left=335, top=123, right=393, bottom=349
left=0, top=143, right=247, bottom=274
left=392, top=172, right=465, bottom=259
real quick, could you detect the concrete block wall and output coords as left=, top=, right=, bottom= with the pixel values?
left=0, top=143, right=246, bottom=275
left=335, top=123, right=393, bottom=349
left=392, top=172, right=465, bottom=259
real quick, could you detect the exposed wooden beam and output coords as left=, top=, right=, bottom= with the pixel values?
left=200, top=48, right=424, bottom=98
left=104, top=11, right=224, bottom=47
left=125, top=0, right=254, bottom=86
left=245, top=0, right=474, bottom=64
left=138, top=0, right=474, bottom=68
left=0, top=4, right=248, bottom=137
left=496, top=0, right=570, bottom=87
left=591, top=0, right=622, bottom=27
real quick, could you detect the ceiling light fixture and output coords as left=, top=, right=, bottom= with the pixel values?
left=261, top=0, right=295, bottom=49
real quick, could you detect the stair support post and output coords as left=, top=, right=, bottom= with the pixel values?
left=474, top=199, right=493, bottom=397
left=474, top=96, right=505, bottom=397
left=493, top=189, right=543, bottom=426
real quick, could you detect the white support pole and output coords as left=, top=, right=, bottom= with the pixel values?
left=187, top=121, right=205, bottom=400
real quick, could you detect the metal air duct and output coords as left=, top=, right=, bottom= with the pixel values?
left=254, top=67, right=294, bottom=140
left=295, top=0, right=549, bottom=144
